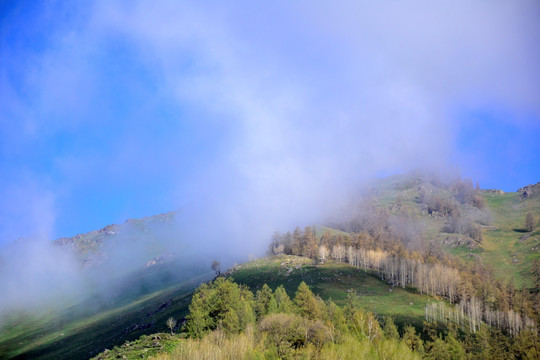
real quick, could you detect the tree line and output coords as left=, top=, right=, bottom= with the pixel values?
left=154, top=277, right=538, bottom=359
left=269, top=225, right=538, bottom=338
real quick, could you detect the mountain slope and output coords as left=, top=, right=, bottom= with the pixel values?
left=1, top=173, right=539, bottom=359
left=365, top=173, right=540, bottom=288
left=229, top=255, right=432, bottom=329
left=0, top=263, right=212, bottom=360
left=479, top=190, right=540, bottom=288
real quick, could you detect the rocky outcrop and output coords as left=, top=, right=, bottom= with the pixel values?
left=517, top=182, right=540, bottom=199
left=438, top=233, right=479, bottom=250
left=145, top=254, right=174, bottom=268
left=53, top=211, right=178, bottom=266
left=486, top=189, right=504, bottom=195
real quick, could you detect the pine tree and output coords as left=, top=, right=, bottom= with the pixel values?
left=344, top=290, right=360, bottom=319
left=382, top=316, right=399, bottom=340
left=237, top=299, right=255, bottom=330
left=512, top=330, right=540, bottom=360
left=222, top=308, right=240, bottom=334
left=255, top=284, right=274, bottom=318
left=184, top=277, right=255, bottom=337
left=184, top=293, right=208, bottom=338
left=403, top=326, right=424, bottom=354
left=274, top=285, right=293, bottom=313
left=426, top=337, right=450, bottom=360
left=326, top=300, right=347, bottom=342
left=446, top=334, right=466, bottom=360
left=267, top=296, right=278, bottom=314
left=294, top=282, right=321, bottom=320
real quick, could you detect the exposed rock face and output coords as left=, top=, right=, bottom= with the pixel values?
left=438, top=233, right=479, bottom=250
left=517, top=182, right=540, bottom=199
left=486, top=189, right=504, bottom=195
left=145, top=254, right=174, bottom=268
left=53, top=211, right=177, bottom=270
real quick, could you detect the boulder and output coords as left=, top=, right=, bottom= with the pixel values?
left=438, top=233, right=478, bottom=250
left=517, top=182, right=540, bottom=199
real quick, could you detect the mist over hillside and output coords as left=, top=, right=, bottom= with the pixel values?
left=0, top=1, right=539, bottom=358
left=1, top=170, right=538, bottom=323
left=0, top=171, right=539, bottom=359
left=0, top=211, right=225, bottom=321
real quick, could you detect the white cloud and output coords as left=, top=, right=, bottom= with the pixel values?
left=0, top=0, right=538, bottom=316
left=1, top=0, right=538, bottom=243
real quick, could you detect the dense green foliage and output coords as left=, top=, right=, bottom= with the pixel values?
left=99, top=276, right=539, bottom=359
left=184, top=277, right=255, bottom=337
left=230, top=256, right=430, bottom=329
left=163, top=278, right=423, bottom=359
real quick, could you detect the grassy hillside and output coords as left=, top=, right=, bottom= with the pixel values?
left=230, top=255, right=432, bottom=329
left=0, top=210, right=214, bottom=359
left=478, top=191, right=540, bottom=288
left=441, top=191, right=540, bottom=288
left=0, top=266, right=212, bottom=360
left=92, top=254, right=540, bottom=360
left=1, top=254, right=435, bottom=360
left=368, top=172, right=449, bottom=238
left=367, top=173, right=540, bottom=288
left=90, top=255, right=437, bottom=360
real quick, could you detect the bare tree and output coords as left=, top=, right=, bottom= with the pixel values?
left=211, top=260, right=221, bottom=276
left=318, top=245, right=328, bottom=263
left=525, top=212, right=535, bottom=232
left=166, top=317, right=177, bottom=335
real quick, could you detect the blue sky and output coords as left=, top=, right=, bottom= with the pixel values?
left=1, top=1, right=539, bottom=246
